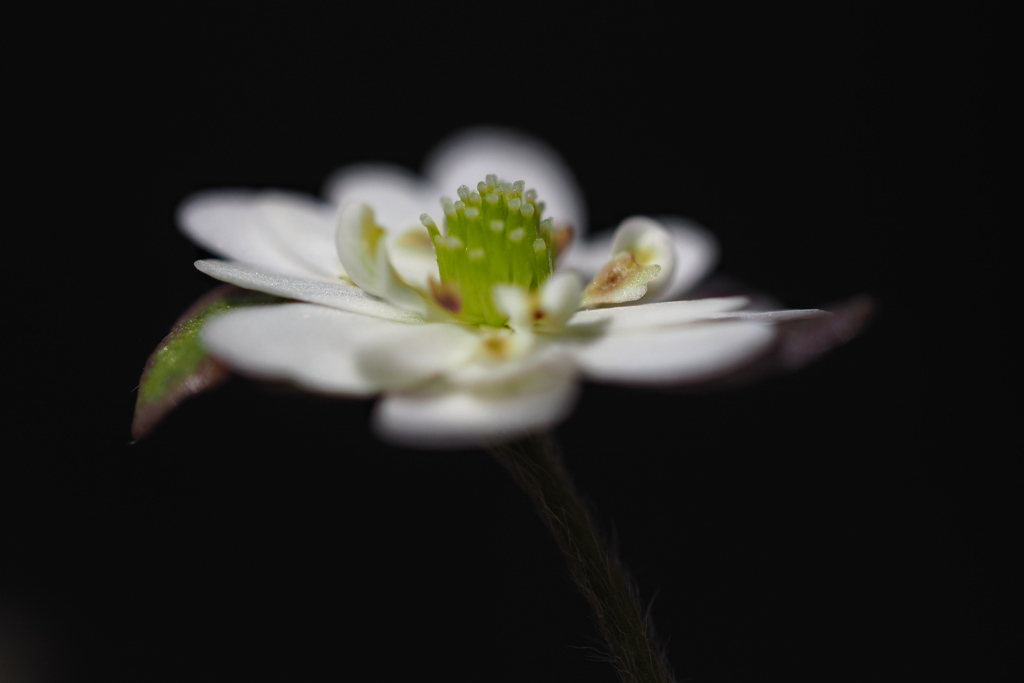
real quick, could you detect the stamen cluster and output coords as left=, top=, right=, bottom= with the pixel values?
left=421, top=175, right=554, bottom=326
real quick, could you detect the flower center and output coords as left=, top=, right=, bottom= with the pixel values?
left=420, top=176, right=554, bottom=326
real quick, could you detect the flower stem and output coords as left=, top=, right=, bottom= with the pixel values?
left=488, top=434, right=676, bottom=683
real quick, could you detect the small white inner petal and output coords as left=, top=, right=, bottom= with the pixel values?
left=538, top=271, right=584, bottom=331
left=607, top=216, right=677, bottom=301
left=492, top=285, right=531, bottom=330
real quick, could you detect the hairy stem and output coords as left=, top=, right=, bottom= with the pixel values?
left=489, top=433, right=676, bottom=683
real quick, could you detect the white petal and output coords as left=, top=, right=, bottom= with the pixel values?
left=201, top=303, right=422, bottom=395
left=335, top=203, right=429, bottom=316
left=354, top=322, right=480, bottom=390
left=491, top=273, right=583, bottom=333
left=372, top=352, right=580, bottom=449
left=178, top=190, right=340, bottom=280
left=656, top=216, right=718, bottom=300
left=323, top=163, right=437, bottom=230
left=567, top=297, right=750, bottom=333
left=558, top=229, right=613, bottom=277
left=195, top=259, right=421, bottom=322
left=709, top=308, right=828, bottom=323
left=610, top=218, right=675, bottom=270
left=564, top=319, right=776, bottom=385
left=423, top=126, right=588, bottom=235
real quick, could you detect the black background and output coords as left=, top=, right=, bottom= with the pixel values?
left=4, top=5, right=1014, bottom=682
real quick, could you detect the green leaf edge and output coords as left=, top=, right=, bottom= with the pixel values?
left=132, top=286, right=285, bottom=440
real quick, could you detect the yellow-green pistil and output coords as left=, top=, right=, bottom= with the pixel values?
left=421, top=176, right=554, bottom=326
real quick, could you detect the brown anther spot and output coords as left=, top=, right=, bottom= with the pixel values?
left=580, top=251, right=660, bottom=307
left=533, top=309, right=545, bottom=321
left=550, top=223, right=574, bottom=260
left=428, top=277, right=462, bottom=313
left=482, top=335, right=510, bottom=356
left=396, top=227, right=433, bottom=249
left=590, top=252, right=635, bottom=293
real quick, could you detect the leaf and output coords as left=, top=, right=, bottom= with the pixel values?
left=131, top=285, right=284, bottom=440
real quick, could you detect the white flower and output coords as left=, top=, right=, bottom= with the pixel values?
left=179, top=127, right=823, bottom=448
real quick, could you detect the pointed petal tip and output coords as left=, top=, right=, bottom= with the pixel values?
left=776, top=294, right=875, bottom=369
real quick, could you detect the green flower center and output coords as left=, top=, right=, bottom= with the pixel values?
left=420, top=175, right=554, bottom=326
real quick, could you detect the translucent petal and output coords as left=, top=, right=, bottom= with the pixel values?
left=194, top=260, right=421, bottom=322
left=323, top=163, right=437, bottom=231
left=710, top=309, right=828, bottom=323
left=201, top=303, right=423, bottom=395
left=567, top=297, right=750, bottom=333
left=656, top=217, right=718, bottom=300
